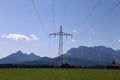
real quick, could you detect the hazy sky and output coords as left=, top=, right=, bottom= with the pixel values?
left=0, top=0, right=120, bottom=58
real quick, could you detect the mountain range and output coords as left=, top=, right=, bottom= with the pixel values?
left=0, top=50, right=40, bottom=64
left=0, top=46, right=120, bottom=67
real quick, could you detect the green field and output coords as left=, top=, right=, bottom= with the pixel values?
left=0, top=68, right=120, bottom=80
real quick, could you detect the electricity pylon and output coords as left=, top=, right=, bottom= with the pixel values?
left=49, top=25, right=73, bottom=67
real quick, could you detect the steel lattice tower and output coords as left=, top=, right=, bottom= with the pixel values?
left=49, top=25, right=73, bottom=67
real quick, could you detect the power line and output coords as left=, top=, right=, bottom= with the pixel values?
left=52, top=0, right=55, bottom=32
left=31, top=0, right=46, bottom=32
left=87, top=1, right=120, bottom=32
left=74, top=0, right=102, bottom=32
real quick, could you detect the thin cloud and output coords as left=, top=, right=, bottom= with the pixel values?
left=73, top=30, right=79, bottom=33
left=29, top=34, right=38, bottom=40
left=1, top=34, right=38, bottom=41
left=71, top=39, right=76, bottom=42
left=118, top=40, right=120, bottom=43
left=88, top=37, right=92, bottom=46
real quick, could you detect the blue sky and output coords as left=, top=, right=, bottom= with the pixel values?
left=0, top=0, right=120, bottom=58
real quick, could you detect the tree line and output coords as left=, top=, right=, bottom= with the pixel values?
left=0, top=63, right=119, bottom=69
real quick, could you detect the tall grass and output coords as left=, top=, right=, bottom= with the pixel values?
left=0, top=68, right=119, bottom=80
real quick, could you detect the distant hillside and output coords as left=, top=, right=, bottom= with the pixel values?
left=64, top=46, right=120, bottom=66
left=0, top=46, right=120, bottom=67
left=0, top=50, right=40, bottom=64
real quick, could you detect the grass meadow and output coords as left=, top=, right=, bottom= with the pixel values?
left=0, top=68, right=120, bottom=80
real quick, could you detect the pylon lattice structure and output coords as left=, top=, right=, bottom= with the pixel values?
left=49, top=25, right=73, bottom=67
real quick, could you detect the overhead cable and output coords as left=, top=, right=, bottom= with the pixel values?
left=52, top=0, right=55, bottom=32
left=87, top=1, right=120, bottom=31
left=32, top=0, right=46, bottom=32
left=74, top=0, right=102, bottom=32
